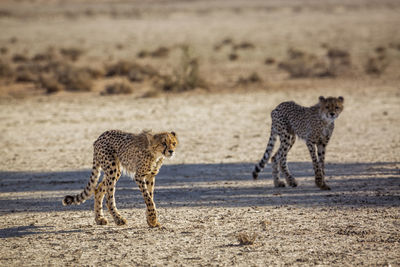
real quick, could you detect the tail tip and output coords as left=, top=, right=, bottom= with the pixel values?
left=252, top=171, right=258, bottom=180
left=62, top=195, right=74, bottom=206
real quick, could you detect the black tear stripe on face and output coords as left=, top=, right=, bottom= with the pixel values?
left=163, top=144, right=168, bottom=155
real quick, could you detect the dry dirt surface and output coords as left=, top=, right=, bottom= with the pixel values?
left=1, top=0, right=400, bottom=266
left=0, top=83, right=399, bottom=266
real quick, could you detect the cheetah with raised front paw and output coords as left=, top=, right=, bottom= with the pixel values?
left=252, top=96, right=344, bottom=190
left=63, top=130, right=178, bottom=227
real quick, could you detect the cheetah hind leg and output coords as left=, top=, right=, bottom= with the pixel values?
left=279, top=134, right=298, bottom=187
left=94, top=179, right=108, bottom=225
left=271, top=151, right=286, bottom=188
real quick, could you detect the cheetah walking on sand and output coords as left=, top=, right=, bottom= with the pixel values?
left=252, top=96, right=344, bottom=190
left=63, top=130, right=178, bottom=227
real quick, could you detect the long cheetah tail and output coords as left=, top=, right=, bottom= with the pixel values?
left=253, top=132, right=277, bottom=179
left=62, top=164, right=101, bottom=206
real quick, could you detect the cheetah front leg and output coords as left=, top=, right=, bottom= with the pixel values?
left=317, top=143, right=330, bottom=190
left=135, top=172, right=161, bottom=228
left=146, top=158, right=163, bottom=199
left=307, top=142, right=330, bottom=190
left=105, top=167, right=127, bottom=226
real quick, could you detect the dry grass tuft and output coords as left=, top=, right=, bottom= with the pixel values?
left=60, top=47, right=84, bottom=61
left=0, top=47, right=8, bottom=55
left=129, top=64, right=159, bottom=82
left=56, top=65, right=93, bottom=92
left=278, top=47, right=351, bottom=78
left=32, top=51, right=58, bottom=62
left=0, top=59, right=15, bottom=78
left=101, top=82, right=133, bottom=95
left=214, top=37, right=234, bottom=51
left=156, top=46, right=207, bottom=92
left=15, top=69, right=37, bottom=82
left=228, top=53, right=239, bottom=61
left=141, top=89, right=161, bottom=98
left=265, top=57, right=275, bottom=65
left=236, top=232, right=258, bottom=246
left=233, top=41, right=255, bottom=50
left=365, top=47, right=389, bottom=75
left=365, top=55, right=389, bottom=75
left=150, top=46, right=170, bottom=58
left=260, top=220, right=271, bottom=231
left=38, top=74, right=64, bottom=94
left=137, top=46, right=170, bottom=58
left=237, top=72, right=262, bottom=85
left=105, top=60, right=133, bottom=76
left=12, top=53, right=29, bottom=63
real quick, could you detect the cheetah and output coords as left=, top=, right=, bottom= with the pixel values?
left=62, top=130, right=178, bottom=227
left=252, top=96, right=344, bottom=190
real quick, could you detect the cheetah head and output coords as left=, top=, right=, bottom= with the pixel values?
left=319, top=96, right=344, bottom=123
left=152, top=132, right=179, bottom=158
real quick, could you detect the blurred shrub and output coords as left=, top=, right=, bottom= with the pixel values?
left=106, top=60, right=140, bottom=76
left=101, top=82, right=133, bottom=95
left=60, top=47, right=84, bottom=61
left=278, top=47, right=351, bottom=78
left=55, top=64, right=93, bottom=91
left=0, top=59, right=14, bottom=78
left=365, top=54, right=389, bottom=76
left=228, top=53, right=239, bottom=61
left=264, top=57, right=275, bottom=65
left=150, top=47, right=169, bottom=58
left=233, top=41, right=255, bottom=50
left=38, top=74, right=64, bottom=94
left=0, top=47, right=8, bottom=55
left=237, top=72, right=262, bottom=85
left=137, top=46, right=170, bottom=58
left=156, top=46, right=207, bottom=92
left=15, top=69, right=37, bottom=82
left=12, top=53, right=29, bottom=63
left=236, top=232, right=257, bottom=245
left=128, top=64, right=158, bottom=82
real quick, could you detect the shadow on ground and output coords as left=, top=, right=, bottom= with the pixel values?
left=0, top=162, right=399, bottom=214
left=0, top=225, right=82, bottom=238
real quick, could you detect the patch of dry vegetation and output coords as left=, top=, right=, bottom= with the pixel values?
left=236, top=232, right=258, bottom=246
left=101, top=82, right=133, bottom=95
left=0, top=59, right=14, bottom=79
left=365, top=47, right=390, bottom=76
left=60, top=47, right=84, bottom=61
left=137, top=46, right=170, bottom=58
left=156, top=46, right=208, bottom=92
left=236, top=72, right=262, bottom=85
left=278, top=47, right=351, bottom=78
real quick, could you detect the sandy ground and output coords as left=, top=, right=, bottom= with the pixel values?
left=0, top=80, right=399, bottom=266
left=1, top=0, right=400, bottom=265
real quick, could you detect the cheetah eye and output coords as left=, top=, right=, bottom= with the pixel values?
left=162, top=142, right=167, bottom=146
left=335, top=106, right=339, bottom=110
left=173, top=142, right=176, bottom=146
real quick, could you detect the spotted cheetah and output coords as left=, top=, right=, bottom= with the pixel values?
left=252, top=96, right=344, bottom=190
left=62, top=130, right=178, bottom=227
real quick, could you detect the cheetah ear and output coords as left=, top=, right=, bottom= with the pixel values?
left=338, top=96, right=344, bottom=103
left=319, top=96, right=326, bottom=103
left=170, top=131, right=176, bottom=137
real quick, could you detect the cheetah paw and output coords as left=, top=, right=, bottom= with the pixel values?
left=288, top=180, right=298, bottom=187
left=274, top=181, right=286, bottom=188
left=95, top=217, right=108, bottom=225
left=318, top=184, right=331, bottom=190
left=147, top=218, right=161, bottom=228
left=114, top=217, right=127, bottom=226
